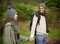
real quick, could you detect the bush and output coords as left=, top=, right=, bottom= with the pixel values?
left=45, top=0, right=60, bottom=8
left=46, top=8, right=56, bottom=24
left=48, top=28, right=60, bottom=39
left=45, top=0, right=57, bottom=7
left=13, top=3, right=34, bottom=20
left=0, top=4, right=4, bottom=25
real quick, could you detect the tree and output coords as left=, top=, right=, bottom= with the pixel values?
left=46, top=0, right=60, bottom=8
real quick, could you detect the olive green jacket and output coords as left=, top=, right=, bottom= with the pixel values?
left=3, top=22, right=16, bottom=44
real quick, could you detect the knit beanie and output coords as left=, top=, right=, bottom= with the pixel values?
left=7, top=6, right=17, bottom=18
left=39, top=3, right=46, bottom=9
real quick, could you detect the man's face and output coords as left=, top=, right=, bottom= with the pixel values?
left=39, top=6, right=45, bottom=13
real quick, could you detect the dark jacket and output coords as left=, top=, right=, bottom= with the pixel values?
left=30, top=11, right=49, bottom=35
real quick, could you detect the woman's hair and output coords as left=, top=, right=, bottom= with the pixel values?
left=0, top=7, right=17, bottom=35
left=0, top=16, right=14, bottom=35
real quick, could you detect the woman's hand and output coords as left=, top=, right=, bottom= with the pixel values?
left=29, top=37, right=34, bottom=42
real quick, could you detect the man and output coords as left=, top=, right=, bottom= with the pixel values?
left=29, top=3, right=49, bottom=44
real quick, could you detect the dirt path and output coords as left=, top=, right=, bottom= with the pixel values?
left=46, top=39, right=60, bottom=44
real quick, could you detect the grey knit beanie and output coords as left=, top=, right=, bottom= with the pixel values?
left=7, top=6, right=17, bottom=18
left=39, top=3, right=46, bottom=9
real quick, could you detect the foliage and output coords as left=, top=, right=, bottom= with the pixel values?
left=48, top=28, right=60, bottom=39
left=0, top=4, right=4, bottom=25
left=46, top=8, right=56, bottom=24
left=0, top=36, right=3, bottom=44
left=13, top=3, right=34, bottom=20
left=45, top=0, right=60, bottom=8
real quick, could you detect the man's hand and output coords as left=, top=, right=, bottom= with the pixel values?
left=29, top=37, right=34, bottom=42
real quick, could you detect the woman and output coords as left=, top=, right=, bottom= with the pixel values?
left=3, top=6, right=18, bottom=44
left=30, top=3, right=49, bottom=44
left=0, top=6, right=29, bottom=44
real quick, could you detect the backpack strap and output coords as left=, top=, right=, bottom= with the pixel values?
left=30, top=13, right=35, bottom=31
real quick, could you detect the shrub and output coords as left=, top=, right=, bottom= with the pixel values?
left=13, top=3, right=34, bottom=20
left=45, top=0, right=60, bottom=8
left=0, top=4, right=4, bottom=25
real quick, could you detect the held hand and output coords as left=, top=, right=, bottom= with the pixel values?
left=29, top=37, right=34, bottom=42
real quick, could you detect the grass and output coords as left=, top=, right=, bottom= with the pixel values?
left=0, top=21, right=60, bottom=44
left=17, top=21, right=60, bottom=44
left=17, top=21, right=34, bottom=44
left=0, top=4, right=60, bottom=44
left=48, top=28, right=60, bottom=39
left=0, top=36, right=3, bottom=44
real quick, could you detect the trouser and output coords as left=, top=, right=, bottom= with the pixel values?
left=36, top=34, right=47, bottom=44
left=35, top=38, right=36, bottom=44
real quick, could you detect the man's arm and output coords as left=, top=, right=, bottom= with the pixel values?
left=30, top=15, right=38, bottom=41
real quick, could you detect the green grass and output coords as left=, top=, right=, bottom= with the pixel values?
left=0, top=21, right=60, bottom=44
left=18, top=21, right=60, bottom=44
left=48, top=28, right=60, bottom=39
left=18, top=21, right=34, bottom=44
left=0, top=36, right=3, bottom=44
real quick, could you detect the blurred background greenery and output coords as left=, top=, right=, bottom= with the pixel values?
left=0, top=0, right=60, bottom=44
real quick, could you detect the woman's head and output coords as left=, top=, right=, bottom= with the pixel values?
left=7, top=6, right=18, bottom=21
left=0, top=7, right=18, bottom=33
left=38, top=3, right=46, bottom=13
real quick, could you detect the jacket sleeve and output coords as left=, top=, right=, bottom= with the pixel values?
left=3, top=22, right=16, bottom=44
left=30, top=15, right=38, bottom=38
left=45, top=15, right=49, bottom=33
